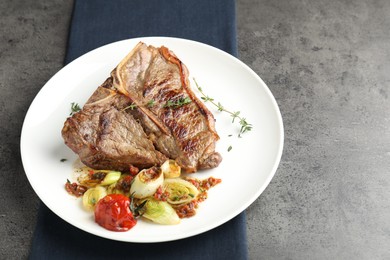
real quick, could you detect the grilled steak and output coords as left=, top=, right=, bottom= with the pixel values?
left=62, top=42, right=222, bottom=173
left=62, top=78, right=167, bottom=171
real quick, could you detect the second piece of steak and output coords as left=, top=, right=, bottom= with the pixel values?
left=62, top=42, right=222, bottom=173
left=62, top=80, right=167, bottom=171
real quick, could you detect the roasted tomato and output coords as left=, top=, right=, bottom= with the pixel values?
left=94, top=194, right=136, bottom=232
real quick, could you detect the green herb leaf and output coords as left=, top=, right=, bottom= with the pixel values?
left=130, top=196, right=147, bottom=218
left=231, top=111, right=240, bottom=123
left=217, top=102, right=224, bottom=112
left=238, top=118, right=253, bottom=137
left=70, top=102, right=81, bottom=116
left=201, top=96, right=214, bottom=102
left=163, top=97, right=192, bottom=108
left=228, top=146, right=232, bottom=152
left=122, top=103, right=138, bottom=111
left=60, top=158, right=67, bottom=162
left=122, top=99, right=156, bottom=112
left=147, top=99, right=155, bottom=107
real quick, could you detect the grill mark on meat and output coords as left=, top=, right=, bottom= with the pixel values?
left=158, top=89, right=178, bottom=105
left=143, top=76, right=170, bottom=97
left=162, top=116, right=188, bottom=140
left=182, top=137, right=199, bottom=154
left=135, top=106, right=171, bottom=135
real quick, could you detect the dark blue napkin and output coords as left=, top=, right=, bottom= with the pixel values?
left=29, top=0, right=248, bottom=259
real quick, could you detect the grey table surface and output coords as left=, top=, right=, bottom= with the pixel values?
left=1, top=0, right=389, bottom=259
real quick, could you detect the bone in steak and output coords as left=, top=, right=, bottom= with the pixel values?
left=62, top=42, right=222, bottom=173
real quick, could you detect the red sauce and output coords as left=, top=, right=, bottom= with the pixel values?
left=187, top=177, right=221, bottom=191
left=140, top=166, right=160, bottom=182
left=153, top=186, right=170, bottom=201
left=65, top=181, right=87, bottom=197
left=129, top=164, right=139, bottom=176
left=201, top=177, right=222, bottom=189
left=175, top=201, right=198, bottom=218
left=115, top=175, right=134, bottom=193
left=174, top=177, right=221, bottom=218
left=90, top=171, right=107, bottom=181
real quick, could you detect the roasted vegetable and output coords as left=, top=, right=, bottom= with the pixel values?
left=77, top=168, right=121, bottom=188
left=100, top=171, right=121, bottom=185
left=161, top=159, right=181, bottom=178
left=94, top=194, right=137, bottom=231
left=82, top=186, right=107, bottom=211
left=142, top=198, right=180, bottom=225
left=130, top=167, right=164, bottom=199
left=163, top=178, right=199, bottom=204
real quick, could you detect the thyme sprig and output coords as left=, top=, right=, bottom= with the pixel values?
left=70, top=102, right=81, bottom=116
left=129, top=192, right=147, bottom=217
left=163, top=97, right=192, bottom=108
left=193, top=78, right=252, bottom=137
left=122, top=103, right=138, bottom=111
left=122, top=97, right=191, bottom=112
left=122, top=99, right=155, bottom=111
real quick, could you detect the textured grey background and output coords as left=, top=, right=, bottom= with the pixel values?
left=1, top=0, right=389, bottom=259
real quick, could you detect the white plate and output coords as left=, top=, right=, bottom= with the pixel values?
left=21, top=37, right=284, bottom=243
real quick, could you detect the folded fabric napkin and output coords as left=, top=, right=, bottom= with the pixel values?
left=29, top=0, right=248, bottom=259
